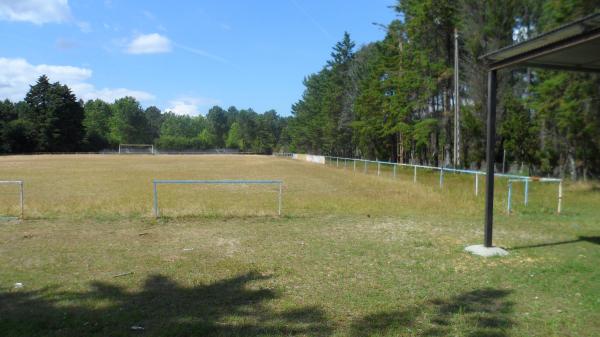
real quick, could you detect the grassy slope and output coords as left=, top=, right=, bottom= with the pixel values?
left=0, top=154, right=598, bottom=337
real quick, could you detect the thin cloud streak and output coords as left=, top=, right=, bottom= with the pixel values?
left=289, top=0, right=333, bottom=40
left=174, top=42, right=229, bottom=64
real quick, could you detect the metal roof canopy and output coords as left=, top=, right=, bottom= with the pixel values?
left=482, top=13, right=600, bottom=72
left=477, top=13, right=600, bottom=250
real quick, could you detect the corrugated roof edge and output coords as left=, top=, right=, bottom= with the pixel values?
left=480, top=12, right=600, bottom=62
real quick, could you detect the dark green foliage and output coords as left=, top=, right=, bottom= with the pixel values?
left=23, top=75, right=85, bottom=152
left=207, top=106, right=228, bottom=148
left=290, top=32, right=356, bottom=156
left=83, top=99, right=112, bottom=151
left=2, top=119, right=37, bottom=153
left=144, top=106, right=163, bottom=141
left=284, top=1, right=600, bottom=179
left=109, top=97, right=152, bottom=145
left=1, top=77, right=285, bottom=154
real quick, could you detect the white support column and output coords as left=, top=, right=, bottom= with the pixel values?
left=278, top=183, right=283, bottom=216
left=413, top=166, right=417, bottom=183
left=19, top=181, right=24, bottom=219
left=558, top=181, right=563, bottom=214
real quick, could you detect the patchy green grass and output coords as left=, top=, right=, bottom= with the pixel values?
left=0, top=154, right=598, bottom=336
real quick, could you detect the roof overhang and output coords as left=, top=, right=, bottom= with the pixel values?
left=481, top=13, right=600, bottom=72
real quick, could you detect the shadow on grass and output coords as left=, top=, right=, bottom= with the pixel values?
left=1, top=271, right=515, bottom=337
left=0, top=271, right=331, bottom=337
left=350, top=289, right=514, bottom=337
left=510, top=236, right=600, bottom=250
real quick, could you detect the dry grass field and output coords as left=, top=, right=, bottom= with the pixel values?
left=0, top=154, right=599, bottom=336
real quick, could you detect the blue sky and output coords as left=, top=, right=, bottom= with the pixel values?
left=0, top=0, right=397, bottom=116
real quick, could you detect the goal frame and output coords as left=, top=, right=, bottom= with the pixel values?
left=152, top=179, right=283, bottom=217
left=118, top=144, right=155, bottom=154
left=0, top=180, right=24, bottom=220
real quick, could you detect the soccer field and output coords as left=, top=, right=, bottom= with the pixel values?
left=0, top=154, right=599, bottom=336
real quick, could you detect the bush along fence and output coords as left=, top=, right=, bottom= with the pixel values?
left=274, top=153, right=563, bottom=215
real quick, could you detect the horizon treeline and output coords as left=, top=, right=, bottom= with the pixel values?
left=0, top=75, right=288, bottom=154
left=286, top=0, right=600, bottom=180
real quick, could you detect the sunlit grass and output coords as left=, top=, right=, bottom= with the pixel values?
left=0, top=154, right=598, bottom=336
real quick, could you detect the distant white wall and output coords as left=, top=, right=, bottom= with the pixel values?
left=292, top=153, right=325, bottom=165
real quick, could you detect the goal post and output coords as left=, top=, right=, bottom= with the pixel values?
left=152, top=179, right=283, bottom=217
left=118, top=144, right=155, bottom=154
left=0, top=180, right=24, bottom=220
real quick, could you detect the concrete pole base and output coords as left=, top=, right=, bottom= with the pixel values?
left=465, top=244, right=509, bottom=257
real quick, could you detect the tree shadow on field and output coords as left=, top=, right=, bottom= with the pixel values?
left=0, top=271, right=332, bottom=337
left=510, top=236, right=600, bottom=250
left=350, top=288, right=514, bottom=337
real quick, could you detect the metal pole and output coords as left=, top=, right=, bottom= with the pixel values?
left=558, top=181, right=563, bottom=214
left=475, top=173, right=479, bottom=196
left=413, top=166, right=417, bottom=183
left=344, top=159, right=347, bottom=169
left=364, top=160, right=367, bottom=174
left=336, top=158, right=339, bottom=167
left=153, top=181, right=159, bottom=218
left=507, top=182, right=512, bottom=214
left=278, top=183, right=282, bottom=216
left=19, top=181, right=24, bottom=219
left=453, top=27, right=460, bottom=168
left=439, top=168, right=444, bottom=189
left=377, top=162, right=380, bottom=176
left=484, top=70, right=497, bottom=248
left=524, top=179, right=529, bottom=206
left=353, top=159, right=356, bottom=172
left=393, top=164, right=397, bottom=179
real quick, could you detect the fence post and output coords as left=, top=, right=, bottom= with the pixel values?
left=393, top=164, right=397, bottom=179
left=507, top=181, right=512, bottom=215
left=524, top=179, right=529, bottom=206
left=336, top=158, right=339, bottom=168
left=153, top=181, right=159, bottom=218
left=558, top=181, right=563, bottom=214
left=475, top=173, right=479, bottom=196
left=364, top=160, right=367, bottom=174
left=19, top=181, right=24, bottom=219
left=353, top=159, right=356, bottom=172
left=439, top=168, right=444, bottom=189
left=278, top=182, right=282, bottom=216
left=377, top=162, right=381, bottom=176
left=413, top=166, right=417, bottom=183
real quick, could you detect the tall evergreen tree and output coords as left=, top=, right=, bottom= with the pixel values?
left=24, top=75, right=85, bottom=152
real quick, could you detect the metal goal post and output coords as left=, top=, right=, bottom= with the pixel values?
left=152, top=179, right=283, bottom=217
left=0, top=180, right=24, bottom=220
left=118, top=144, right=155, bottom=154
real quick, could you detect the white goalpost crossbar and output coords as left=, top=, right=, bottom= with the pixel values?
left=118, top=144, right=154, bottom=154
left=0, top=180, right=24, bottom=219
left=152, top=179, right=283, bottom=217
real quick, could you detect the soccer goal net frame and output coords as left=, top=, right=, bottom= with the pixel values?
left=0, top=180, right=24, bottom=220
left=152, top=179, right=283, bottom=217
left=118, top=144, right=155, bottom=154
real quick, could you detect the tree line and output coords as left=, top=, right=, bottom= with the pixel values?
left=0, top=75, right=288, bottom=154
left=285, top=0, right=600, bottom=180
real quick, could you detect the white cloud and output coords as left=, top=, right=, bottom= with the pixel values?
left=0, top=57, right=154, bottom=103
left=126, top=33, right=172, bottom=54
left=166, top=97, right=220, bottom=116
left=0, top=0, right=71, bottom=25
left=76, top=20, right=91, bottom=33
